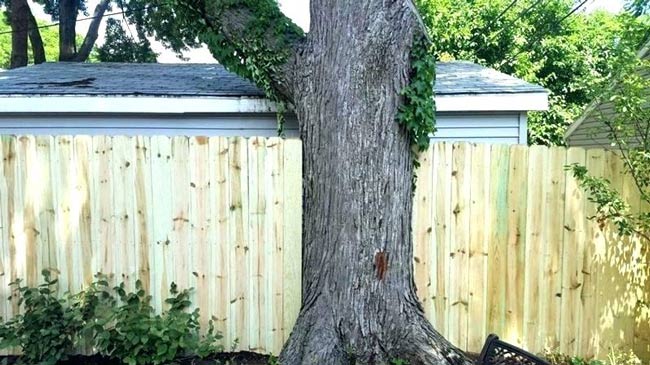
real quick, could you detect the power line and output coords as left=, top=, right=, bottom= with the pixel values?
left=474, top=0, right=544, bottom=57
left=0, top=6, right=145, bottom=36
left=500, top=0, right=589, bottom=66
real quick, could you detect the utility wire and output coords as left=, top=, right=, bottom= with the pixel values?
left=500, top=0, right=589, bottom=66
left=474, top=0, right=543, bottom=57
left=0, top=6, right=147, bottom=36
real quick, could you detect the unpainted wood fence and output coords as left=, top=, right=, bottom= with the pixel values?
left=0, top=136, right=647, bottom=360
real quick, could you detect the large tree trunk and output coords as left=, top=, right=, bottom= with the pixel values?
left=28, top=10, right=46, bottom=65
left=74, top=0, right=111, bottom=62
left=9, top=0, right=29, bottom=69
left=278, top=2, right=471, bottom=364
left=58, top=0, right=78, bottom=61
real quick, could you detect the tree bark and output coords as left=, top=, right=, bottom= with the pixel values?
left=74, top=0, right=111, bottom=62
left=197, top=0, right=473, bottom=363
left=28, top=10, right=46, bottom=64
left=58, top=0, right=78, bottom=61
left=277, top=2, right=472, bottom=364
left=9, top=0, right=29, bottom=69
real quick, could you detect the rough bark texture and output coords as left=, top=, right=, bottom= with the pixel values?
left=9, top=0, right=29, bottom=69
left=59, top=0, right=78, bottom=61
left=276, top=2, right=472, bottom=364
left=74, top=0, right=111, bottom=62
left=28, top=10, right=46, bottom=65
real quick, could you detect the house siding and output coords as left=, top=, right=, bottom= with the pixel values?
left=0, top=111, right=527, bottom=144
left=566, top=66, right=650, bottom=148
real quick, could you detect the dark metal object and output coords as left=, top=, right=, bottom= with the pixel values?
left=477, top=334, right=551, bottom=365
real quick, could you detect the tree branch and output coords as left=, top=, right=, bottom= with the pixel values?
left=199, top=1, right=305, bottom=102
left=28, top=9, right=46, bottom=64
left=10, top=0, right=29, bottom=69
left=74, top=0, right=111, bottom=62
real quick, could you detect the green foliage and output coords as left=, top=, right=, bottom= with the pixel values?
left=98, top=18, right=157, bottom=63
left=397, top=35, right=437, bottom=156
left=85, top=280, right=222, bottom=365
left=125, top=0, right=303, bottom=135
left=569, top=55, right=650, bottom=243
left=544, top=349, right=641, bottom=365
left=626, top=0, right=650, bottom=16
left=0, top=270, right=81, bottom=365
left=0, top=273, right=223, bottom=365
left=31, top=0, right=89, bottom=21
left=415, top=0, right=650, bottom=145
left=568, top=164, right=648, bottom=239
left=0, top=12, right=63, bottom=68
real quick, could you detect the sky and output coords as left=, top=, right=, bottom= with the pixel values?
left=28, top=0, right=624, bottom=63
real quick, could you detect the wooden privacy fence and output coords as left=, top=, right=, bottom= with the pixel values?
left=0, top=136, right=648, bottom=360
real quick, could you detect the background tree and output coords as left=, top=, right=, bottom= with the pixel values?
left=569, top=50, right=650, bottom=243
left=124, top=0, right=470, bottom=364
left=416, top=0, right=650, bottom=145
left=97, top=18, right=156, bottom=62
left=1, top=0, right=111, bottom=66
left=0, top=11, right=92, bottom=69
left=627, top=0, right=650, bottom=16
left=8, top=0, right=28, bottom=68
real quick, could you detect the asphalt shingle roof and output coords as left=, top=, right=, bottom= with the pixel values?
left=0, top=61, right=545, bottom=97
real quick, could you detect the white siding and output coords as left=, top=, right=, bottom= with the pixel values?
left=433, top=112, right=526, bottom=144
left=0, top=114, right=300, bottom=137
left=0, top=111, right=528, bottom=144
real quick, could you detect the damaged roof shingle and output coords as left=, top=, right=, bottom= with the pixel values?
left=0, top=61, right=545, bottom=97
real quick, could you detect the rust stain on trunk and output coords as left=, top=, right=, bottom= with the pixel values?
left=375, top=251, right=388, bottom=281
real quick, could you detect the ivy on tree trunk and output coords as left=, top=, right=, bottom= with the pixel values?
left=127, top=1, right=472, bottom=363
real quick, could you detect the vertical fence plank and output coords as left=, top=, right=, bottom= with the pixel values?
left=112, top=136, right=137, bottom=290
left=0, top=137, right=9, bottom=354
left=149, top=136, right=173, bottom=311
left=35, top=137, right=56, bottom=279
left=433, top=143, right=452, bottom=335
left=486, top=145, right=509, bottom=338
left=74, top=137, right=93, bottom=287
left=247, top=137, right=262, bottom=352
left=468, top=143, right=490, bottom=352
left=190, top=136, right=212, bottom=330
left=282, top=139, right=302, bottom=342
left=580, top=148, right=606, bottom=358
left=504, top=145, right=528, bottom=346
left=414, top=146, right=433, bottom=315
left=171, top=137, right=191, bottom=294
left=540, top=146, right=566, bottom=351
left=134, top=136, right=153, bottom=294
left=53, top=136, right=74, bottom=294
left=19, top=136, right=39, bottom=288
left=229, top=137, right=250, bottom=350
left=210, top=137, right=231, bottom=342
left=267, top=137, right=285, bottom=353
left=449, top=143, right=471, bottom=349
left=523, top=145, right=546, bottom=350
left=92, top=136, right=114, bottom=285
left=560, top=147, right=587, bottom=354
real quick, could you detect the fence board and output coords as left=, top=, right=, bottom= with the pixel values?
left=505, top=145, right=528, bottom=346
left=468, top=143, right=490, bottom=352
left=0, top=137, right=645, bottom=360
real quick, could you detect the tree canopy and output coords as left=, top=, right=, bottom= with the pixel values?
left=97, top=18, right=156, bottom=63
left=0, top=11, right=82, bottom=68
left=416, top=0, right=650, bottom=145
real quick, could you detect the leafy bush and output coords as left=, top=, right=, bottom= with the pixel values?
left=0, top=272, right=223, bottom=365
left=87, top=280, right=223, bottom=365
left=544, top=348, right=641, bottom=365
left=0, top=270, right=82, bottom=365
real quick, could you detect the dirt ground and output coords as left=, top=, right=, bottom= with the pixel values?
left=0, top=351, right=480, bottom=364
left=0, top=352, right=271, bottom=365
